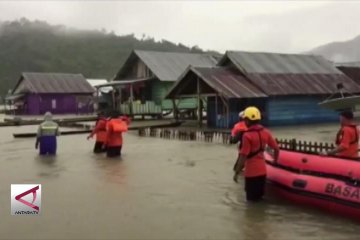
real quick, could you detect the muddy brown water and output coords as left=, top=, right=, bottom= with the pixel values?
left=0, top=123, right=360, bottom=240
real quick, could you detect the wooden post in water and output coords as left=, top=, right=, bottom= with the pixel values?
left=118, top=86, right=122, bottom=113
left=197, top=77, right=203, bottom=127
left=324, top=143, right=329, bottom=152
left=129, top=84, right=134, bottom=117
left=111, top=89, right=116, bottom=110
left=215, top=94, right=218, bottom=127
left=290, top=138, right=297, bottom=151
left=172, top=99, right=178, bottom=121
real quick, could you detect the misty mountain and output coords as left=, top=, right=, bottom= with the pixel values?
left=0, top=18, right=211, bottom=96
left=309, top=35, right=360, bottom=63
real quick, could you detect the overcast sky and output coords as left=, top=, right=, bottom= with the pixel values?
left=0, top=1, right=359, bottom=53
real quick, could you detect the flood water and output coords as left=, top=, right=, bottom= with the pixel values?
left=0, top=123, right=359, bottom=240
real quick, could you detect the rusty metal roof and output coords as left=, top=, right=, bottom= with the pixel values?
left=116, top=50, right=218, bottom=81
left=166, top=67, right=267, bottom=99
left=337, top=66, right=360, bottom=86
left=218, top=51, right=360, bottom=95
left=12, top=72, right=94, bottom=94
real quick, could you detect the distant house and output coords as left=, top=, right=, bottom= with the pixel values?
left=6, top=72, right=95, bottom=115
left=87, top=79, right=113, bottom=112
left=112, top=50, right=218, bottom=116
left=166, top=51, right=360, bottom=127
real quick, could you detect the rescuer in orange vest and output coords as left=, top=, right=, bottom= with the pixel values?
left=87, top=111, right=108, bottom=153
left=322, top=110, right=359, bottom=158
left=231, top=111, right=248, bottom=171
left=104, top=110, right=129, bottom=158
left=233, top=106, right=280, bottom=202
left=230, top=111, right=248, bottom=143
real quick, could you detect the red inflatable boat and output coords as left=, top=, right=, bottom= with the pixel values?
left=265, top=150, right=360, bottom=221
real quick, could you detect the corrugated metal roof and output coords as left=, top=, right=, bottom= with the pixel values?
left=208, top=52, right=223, bottom=61
left=337, top=66, right=360, bottom=86
left=13, top=72, right=94, bottom=94
left=166, top=67, right=267, bottom=99
left=124, top=50, right=218, bottom=81
left=246, top=73, right=359, bottom=95
left=222, top=51, right=342, bottom=74
left=193, top=67, right=267, bottom=98
left=93, top=78, right=152, bottom=88
left=5, top=93, right=25, bottom=101
left=219, top=51, right=360, bottom=95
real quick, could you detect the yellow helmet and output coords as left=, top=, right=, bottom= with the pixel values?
left=244, top=106, right=261, bottom=120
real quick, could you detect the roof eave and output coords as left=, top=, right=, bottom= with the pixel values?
left=113, top=50, right=137, bottom=80
left=164, top=65, right=194, bottom=99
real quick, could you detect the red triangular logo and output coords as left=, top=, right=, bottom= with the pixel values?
left=15, top=185, right=40, bottom=211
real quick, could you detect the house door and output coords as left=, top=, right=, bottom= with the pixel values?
left=51, top=99, right=57, bottom=110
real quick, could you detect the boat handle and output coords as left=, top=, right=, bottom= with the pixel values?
left=345, top=178, right=360, bottom=187
left=292, top=179, right=307, bottom=189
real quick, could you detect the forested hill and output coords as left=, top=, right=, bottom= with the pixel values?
left=309, top=34, right=360, bottom=63
left=0, top=18, right=210, bottom=96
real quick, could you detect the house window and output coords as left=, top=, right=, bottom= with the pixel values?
left=52, top=99, right=57, bottom=109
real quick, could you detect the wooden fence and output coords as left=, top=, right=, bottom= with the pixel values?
left=275, top=138, right=335, bottom=153
left=138, top=128, right=232, bottom=144
left=138, top=127, right=336, bottom=153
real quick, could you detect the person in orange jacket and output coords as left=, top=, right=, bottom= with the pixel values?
left=104, top=110, right=129, bottom=158
left=321, top=110, right=359, bottom=158
left=231, top=111, right=248, bottom=171
left=233, top=106, right=279, bottom=202
left=230, top=110, right=248, bottom=143
left=87, top=111, right=108, bottom=153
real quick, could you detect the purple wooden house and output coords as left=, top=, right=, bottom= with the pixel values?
left=6, top=72, right=95, bottom=115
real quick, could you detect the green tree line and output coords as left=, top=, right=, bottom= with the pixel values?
left=0, top=18, right=216, bottom=97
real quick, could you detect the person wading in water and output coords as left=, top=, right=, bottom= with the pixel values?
left=233, top=106, right=279, bottom=202
left=104, top=110, right=129, bottom=158
left=87, top=111, right=108, bottom=153
left=35, top=112, right=60, bottom=155
left=230, top=110, right=248, bottom=171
